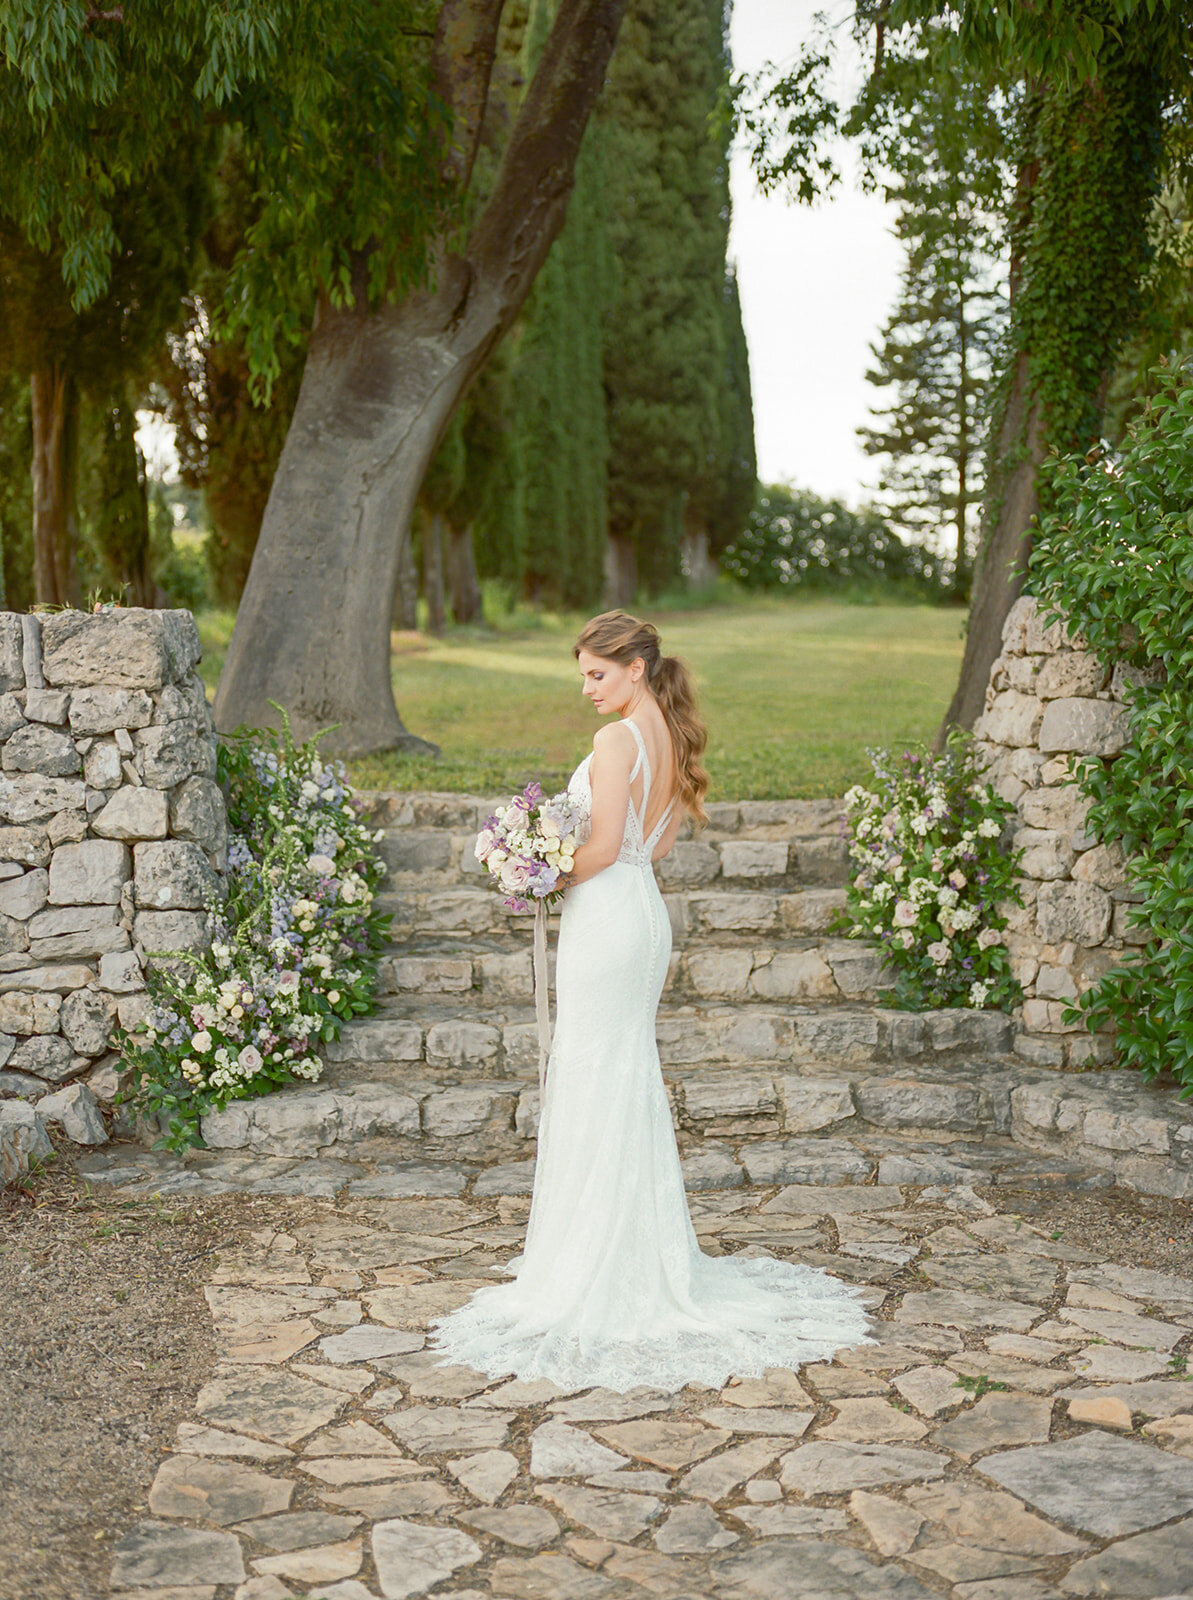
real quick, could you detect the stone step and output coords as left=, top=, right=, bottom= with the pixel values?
left=376, top=934, right=888, bottom=1006
left=361, top=789, right=848, bottom=845
left=376, top=828, right=848, bottom=893
left=170, top=1058, right=1193, bottom=1199
left=316, top=1000, right=1014, bottom=1082
left=378, top=885, right=851, bottom=941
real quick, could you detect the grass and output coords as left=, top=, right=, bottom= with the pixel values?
left=197, top=593, right=966, bottom=801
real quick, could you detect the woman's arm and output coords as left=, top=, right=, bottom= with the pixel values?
left=562, top=722, right=637, bottom=886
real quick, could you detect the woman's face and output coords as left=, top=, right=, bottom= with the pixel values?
left=577, top=648, right=643, bottom=716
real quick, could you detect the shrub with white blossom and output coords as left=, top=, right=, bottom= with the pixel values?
left=839, top=738, right=1023, bottom=1011
left=119, top=712, right=389, bottom=1150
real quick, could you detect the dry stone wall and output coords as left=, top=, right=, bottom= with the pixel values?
left=0, top=609, right=227, bottom=1155
left=975, top=595, right=1142, bottom=1069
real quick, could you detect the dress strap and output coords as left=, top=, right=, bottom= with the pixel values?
left=622, top=718, right=651, bottom=819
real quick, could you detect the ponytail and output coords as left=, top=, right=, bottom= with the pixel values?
left=573, top=609, right=710, bottom=828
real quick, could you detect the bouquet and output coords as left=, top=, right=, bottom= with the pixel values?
left=475, top=782, right=588, bottom=911
left=475, top=781, right=589, bottom=1097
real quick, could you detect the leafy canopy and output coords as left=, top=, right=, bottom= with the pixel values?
left=0, top=0, right=450, bottom=389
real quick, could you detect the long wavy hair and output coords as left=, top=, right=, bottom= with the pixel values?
left=574, top=610, right=709, bottom=827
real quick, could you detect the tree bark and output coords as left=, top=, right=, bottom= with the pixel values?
left=214, top=0, right=628, bottom=753
left=446, top=519, right=482, bottom=623
left=30, top=364, right=80, bottom=607
left=424, top=510, right=447, bottom=636
left=939, top=350, right=1043, bottom=736
left=393, top=524, right=419, bottom=630
left=681, top=504, right=714, bottom=586
left=603, top=533, right=637, bottom=608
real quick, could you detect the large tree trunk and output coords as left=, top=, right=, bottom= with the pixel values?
left=393, top=525, right=419, bottom=631
left=30, top=364, right=80, bottom=607
left=939, top=352, right=1043, bottom=733
left=214, top=0, right=628, bottom=754
left=423, top=509, right=447, bottom=637
left=603, top=533, right=637, bottom=608
left=446, top=520, right=482, bottom=624
left=681, top=503, right=714, bottom=586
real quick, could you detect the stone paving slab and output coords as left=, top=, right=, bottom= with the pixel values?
left=101, top=1170, right=1193, bottom=1600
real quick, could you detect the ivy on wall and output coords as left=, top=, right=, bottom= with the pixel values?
left=1030, top=362, right=1193, bottom=1097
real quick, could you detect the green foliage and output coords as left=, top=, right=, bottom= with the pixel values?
left=839, top=738, right=1024, bottom=1011
left=722, top=484, right=948, bottom=595
left=119, top=714, right=390, bottom=1150
left=0, top=0, right=448, bottom=397
left=1029, top=362, right=1193, bottom=1096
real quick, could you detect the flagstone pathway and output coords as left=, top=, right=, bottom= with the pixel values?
left=101, top=1172, right=1193, bottom=1600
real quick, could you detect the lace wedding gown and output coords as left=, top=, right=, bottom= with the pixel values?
left=427, top=719, right=873, bottom=1392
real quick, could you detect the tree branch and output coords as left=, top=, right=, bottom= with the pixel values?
left=84, top=6, right=124, bottom=22
left=432, top=0, right=507, bottom=190
left=467, top=0, right=628, bottom=319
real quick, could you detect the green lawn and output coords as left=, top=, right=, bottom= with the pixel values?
left=199, top=595, right=966, bottom=801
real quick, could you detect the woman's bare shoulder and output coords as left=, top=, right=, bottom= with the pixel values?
left=591, top=721, right=637, bottom=760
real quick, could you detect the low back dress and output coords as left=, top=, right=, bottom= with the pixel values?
left=426, top=718, right=873, bottom=1391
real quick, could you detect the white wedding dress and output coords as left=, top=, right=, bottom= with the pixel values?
left=427, top=719, right=873, bottom=1391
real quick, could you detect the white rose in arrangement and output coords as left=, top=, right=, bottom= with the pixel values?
left=893, top=900, right=917, bottom=927
left=937, top=886, right=959, bottom=910
left=977, top=927, right=1003, bottom=949
left=191, top=1030, right=213, bottom=1053
left=927, top=940, right=951, bottom=965
left=898, top=928, right=914, bottom=948
left=307, top=853, right=336, bottom=876
left=951, top=906, right=979, bottom=931
left=238, top=1045, right=263, bottom=1074
left=978, top=817, right=1001, bottom=838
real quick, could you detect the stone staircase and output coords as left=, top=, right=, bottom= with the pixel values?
left=180, top=791, right=1192, bottom=1201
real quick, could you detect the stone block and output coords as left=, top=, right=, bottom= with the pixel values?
left=9, top=1034, right=76, bottom=1081
left=975, top=691, right=1044, bottom=748
left=1112, top=901, right=1149, bottom=944
left=856, top=1078, right=983, bottom=1130
left=826, top=943, right=887, bottom=998
left=683, top=949, right=752, bottom=998
left=720, top=840, right=788, bottom=879
left=750, top=949, right=837, bottom=1001
left=59, top=987, right=118, bottom=1055
left=92, top=787, right=170, bottom=841
left=134, top=839, right=221, bottom=909
left=421, top=1084, right=514, bottom=1137
left=741, top=1138, right=874, bottom=1185
left=47, top=810, right=88, bottom=848
left=0, top=1100, right=53, bottom=1183
left=0, top=990, right=61, bottom=1035
left=1, top=723, right=80, bottom=776
left=681, top=1075, right=778, bottom=1120
left=134, top=909, right=211, bottom=955
left=27, top=902, right=127, bottom=961
left=0, top=775, right=85, bottom=825
left=169, top=776, right=228, bottom=859
left=22, top=688, right=69, bottom=725
left=1001, top=595, right=1035, bottom=654
left=99, top=949, right=145, bottom=993
left=40, top=609, right=198, bottom=691
left=48, top=839, right=129, bottom=904
left=36, top=1080, right=107, bottom=1144
left=0, top=693, right=25, bottom=741
left=1035, top=650, right=1107, bottom=700
left=135, top=722, right=211, bottom=787
left=687, top=891, right=778, bottom=933
left=323, top=1019, right=422, bottom=1064
left=0, top=963, right=94, bottom=995
left=83, top=739, right=123, bottom=790
left=1038, top=697, right=1130, bottom=756
left=1018, top=783, right=1091, bottom=836
left=779, top=888, right=846, bottom=934
left=67, top=685, right=154, bottom=734
left=1071, top=841, right=1129, bottom=893
left=795, top=1010, right=881, bottom=1061
left=1013, top=826, right=1075, bottom=880
left=1035, top=963, right=1078, bottom=1001
left=1036, top=881, right=1112, bottom=946
left=387, top=955, right=473, bottom=995
left=1023, top=600, right=1075, bottom=654
left=656, top=840, right=720, bottom=886
left=0, top=1069, right=43, bottom=1099
left=0, top=870, right=39, bottom=928
left=0, top=615, right=23, bottom=693
left=778, top=1076, right=856, bottom=1131
left=681, top=1145, right=744, bottom=1190
left=424, top=1020, right=500, bottom=1069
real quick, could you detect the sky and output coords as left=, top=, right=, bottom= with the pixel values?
left=728, top=0, right=901, bottom=504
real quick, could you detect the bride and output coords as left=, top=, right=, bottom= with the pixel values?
left=427, top=610, right=872, bottom=1392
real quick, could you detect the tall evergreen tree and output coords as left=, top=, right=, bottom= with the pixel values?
left=600, top=0, right=734, bottom=601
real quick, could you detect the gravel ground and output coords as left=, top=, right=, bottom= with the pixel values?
left=0, top=1157, right=316, bottom=1600
left=0, top=1155, right=1189, bottom=1600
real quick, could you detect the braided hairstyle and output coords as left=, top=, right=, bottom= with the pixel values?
left=573, top=610, right=709, bottom=827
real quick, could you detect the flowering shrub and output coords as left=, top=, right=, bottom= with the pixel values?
left=839, top=739, right=1023, bottom=1010
left=475, top=782, right=588, bottom=911
left=120, top=713, right=389, bottom=1151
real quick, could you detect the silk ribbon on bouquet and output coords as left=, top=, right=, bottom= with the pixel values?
left=533, top=898, right=552, bottom=1099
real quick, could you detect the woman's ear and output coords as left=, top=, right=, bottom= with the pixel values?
left=630, top=656, right=644, bottom=683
